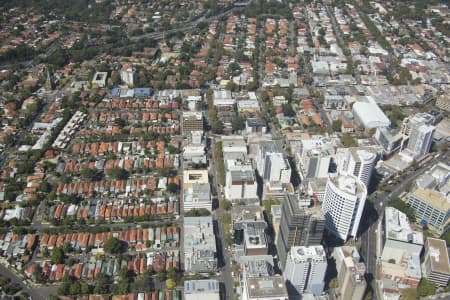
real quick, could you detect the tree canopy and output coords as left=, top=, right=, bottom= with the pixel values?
left=103, top=237, right=126, bottom=254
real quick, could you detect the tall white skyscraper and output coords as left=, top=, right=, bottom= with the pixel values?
left=406, top=124, right=435, bottom=159
left=284, top=245, right=327, bottom=296
left=334, top=148, right=378, bottom=187
left=322, top=174, right=367, bottom=240
left=399, top=113, right=436, bottom=160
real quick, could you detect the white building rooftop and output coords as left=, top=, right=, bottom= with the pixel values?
left=385, top=207, right=424, bottom=245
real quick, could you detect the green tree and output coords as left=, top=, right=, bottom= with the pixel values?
left=418, top=278, right=436, bottom=297
left=117, top=280, right=130, bottom=294
left=166, top=278, right=176, bottom=289
left=221, top=199, right=232, bottom=211
left=38, top=181, right=52, bottom=193
left=103, top=237, right=125, bottom=254
left=282, top=103, right=296, bottom=117
left=341, top=133, right=357, bottom=147
left=231, top=115, right=246, bottom=132
left=114, top=118, right=126, bottom=128
left=167, top=183, right=179, bottom=193
left=332, top=120, right=342, bottom=132
left=106, top=167, right=129, bottom=180
left=185, top=208, right=211, bottom=217
left=329, top=277, right=338, bottom=288
left=62, top=242, right=72, bottom=253
left=58, top=281, right=70, bottom=295
left=69, top=282, right=81, bottom=295
left=81, top=282, right=90, bottom=294
left=51, top=247, right=64, bottom=264
left=402, top=288, right=419, bottom=300
left=155, top=270, right=167, bottom=281
left=47, top=49, right=69, bottom=68
left=119, top=267, right=132, bottom=281
left=93, top=273, right=110, bottom=294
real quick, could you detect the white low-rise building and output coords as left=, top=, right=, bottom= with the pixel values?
left=352, top=97, right=390, bottom=129
left=225, top=159, right=258, bottom=201
left=92, top=72, right=108, bottom=87
left=185, top=280, right=220, bottom=300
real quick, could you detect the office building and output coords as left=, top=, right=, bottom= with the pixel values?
left=183, top=183, right=212, bottom=212
left=182, top=170, right=212, bottom=212
left=406, top=123, right=435, bottom=159
left=185, top=280, right=220, bottom=300
left=222, top=136, right=248, bottom=160
left=232, top=205, right=265, bottom=227
left=374, top=127, right=403, bottom=155
left=183, top=145, right=207, bottom=165
left=240, top=255, right=275, bottom=278
left=241, top=276, right=288, bottom=300
left=265, top=153, right=291, bottom=184
left=299, top=149, right=333, bottom=180
left=243, top=223, right=268, bottom=256
left=321, top=174, right=367, bottom=241
left=184, top=216, right=217, bottom=274
left=400, top=113, right=436, bottom=159
left=284, top=245, right=327, bottom=296
left=423, top=238, right=450, bottom=287
left=334, top=147, right=379, bottom=187
left=381, top=207, right=424, bottom=263
left=332, top=246, right=366, bottom=300
left=239, top=256, right=286, bottom=300
left=401, top=113, right=435, bottom=136
left=435, top=94, right=450, bottom=112
left=277, top=194, right=325, bottom=270
left=232, top=206, right=268, bottom=258
left=213, top=89, right=235, bottom=110
left=225, top=159, right=258, bottom=201
left=407, top=189, right=449, bottom=233
left=246, top=118, right=267, bottom=134
left=379, top=255, right=421, bottom=290
left=256, top=141, right=291, bottom=185
left=182, top=112, right=204, bottom=134
left=307, top=178, right=328, bottom=202
left=186, top=95, right=203, bottom=111
left=91, top=72, right=108, bottom=87
left=379, top=208, right=423, bottom=293
left=414, top=162, right=450, bottom=191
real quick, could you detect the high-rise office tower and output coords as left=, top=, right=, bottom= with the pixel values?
left=406, top=124, right=435, bottom=159
left=284, top=245, right=327, bottom=296
left=321, top=174, right=367, bottom=241
left=333, top=246, right=367, bottom=300
left=334, top=147, right=378, bottom=188
left=276, top=194, right=325, bottom=270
